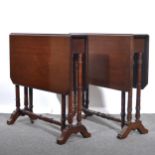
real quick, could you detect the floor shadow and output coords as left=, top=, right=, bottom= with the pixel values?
left=13, top=114, right=85, bottom=139
left=14, top=114, right=61, bottom=138
left=86, top=115, right=121, bottom=132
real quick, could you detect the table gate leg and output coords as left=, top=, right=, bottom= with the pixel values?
left=7, top=85, right=21, bottom=125
left=57, top=53, right=91, bottom=145
left=121, top=91, right=126, bottom=128
left=135, top=52, right=148, bottom=134
left=29, top=88, right=33, bottom=112
left=118, top=52, right=148, bottom=139
left=24, top=87, right=29, bottom=110
left=29, top=87, right=34, bottom=123
left=61, top=94, right=66, bottom=131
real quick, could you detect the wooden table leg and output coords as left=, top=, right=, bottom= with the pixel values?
left=73, top=53, right=77, bottom=116
left=84, top=38, right=90, bottom=111
left=136, top=52, right=143, bottom=121
left=24, top=87, right=29, bottom=110
left=24, top=87, right=35, bottom=123
left=135, top=52, right=148, bottom=134
left=117, top=89, right=133, bottom=138
left=61, top=94, right=66, bottom=131
left=28, top=87, right=34, bottom=123
left=29, top=88, right=33, bottom=112
left=57, top=90, right=74, bottom=144
left=118, top=52, right=148, bottom=139
left=57, top=53, right=91, bottom=145
left=7, top=85, right=21, bottom=125
left=121, top=91, right=126, bottom=128
left=77, top=54, right=91, bottom=137
left=82, top=53, right=92, bottom=117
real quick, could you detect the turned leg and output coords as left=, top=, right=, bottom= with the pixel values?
left=82, top=48, right=92, bottom=117
left=68, top=90, right=74, bottom=127
left=127, top=88, right=133, bottom=123
left=16, top=85, right=20, bottom=111
left=61, top=94, right=66, bottom=131
left=24, top=86, right=35, bottom=123
left=7, top=85, right=21, bottom=125
left=57, top=90, right=74, bottom=144
left=29, top=88, right=33, bottom=112
left=77, top=53, right=82, bottom=125
left=82, top=55, right=92, bottom=117
left=83, top=39, right=89, bottom=110
left=135, top=52, right=148, bottom=133
left=57, top=53, right=91, bottom=145
left=77, top=54, right=91, bottom=137
left=83, top=86, right=93, bottom=117
left=121, top=91, right=126, bottom=128
left=118, top=52, right=148, bottom=139
left=117, top=89, right=132, bottom=139
left=82, top=53, right=88, bottom=109
left=28, top=87, right=34, bottom=123
left=135, top=52, right=142, bottom=121
left=83, top=52, right=90, bottom=110
left=73, top=53, right=77, bottom=116
left=24, top=87, right=29, bottom=110
left=85, top=87, right=89, bottom=109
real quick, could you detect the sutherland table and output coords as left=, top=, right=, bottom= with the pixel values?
left=8, top=33, right=91, bottom=144
left=8, top=33, right=149, bottom=144
left=77, top=34, right=149, bottom=138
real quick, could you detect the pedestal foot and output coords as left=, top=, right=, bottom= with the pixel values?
left=57, top=124, right=91, bottom=145
left=117, top=121, right=148, bottom=139
left=7, top=109, right=21, bottom=125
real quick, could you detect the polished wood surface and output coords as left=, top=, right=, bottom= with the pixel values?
left=8, top=33, right=91, bottom=144
left=57, top=53, right=91, bottom=144
left=10, top=34, right=71, bottom=93
left=79, top=34, right=149, bottom=139
left=71, top=33, right=149, bottom=139
left=133, top=35, right=149, bottom=89
left=71, top=34, right=149, bottom=90
left=8, top=33, right=149, bottom=143
left=88, top=35, right=133, bottom=91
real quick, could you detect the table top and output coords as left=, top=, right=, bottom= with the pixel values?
left=10, top=34, right=72, bottom=93
left=87, top=35, right=149, bottom=90
left=10, top=33, right=149, bottom=92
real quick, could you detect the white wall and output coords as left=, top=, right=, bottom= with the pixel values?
left=0, top=0, right=154, bottom=114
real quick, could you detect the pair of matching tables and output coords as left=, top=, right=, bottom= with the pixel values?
left=7, top=33, right=149, bottom=144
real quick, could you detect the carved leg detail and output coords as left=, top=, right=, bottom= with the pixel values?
left=135, top=52, right=142, bottom=121
left=29, top=88, right=33, bottom=112
left=24, top=87, right=29, bottom=110
left=7, top=109, right=21, bottom=125
left=61, top=94, right=66, bottom=131
left=137, top=121, right=148, bottom=134
left=7, top=85, right=21, bottom=125
left=29, top=88, right=34, bottom=123
left=121, top=91, right=126, bottom=128
left=57, top=124, right=91, bottom=145
left=117, top=121, right=148, bottom=139
left=57, top=53, right=91, bottom=145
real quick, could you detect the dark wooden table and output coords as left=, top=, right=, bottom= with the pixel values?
left=78, top=34, right=149, bottom=138
left=8, top=33, right=149, bottom=144
left=8, top=33, right=91, bottom=144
